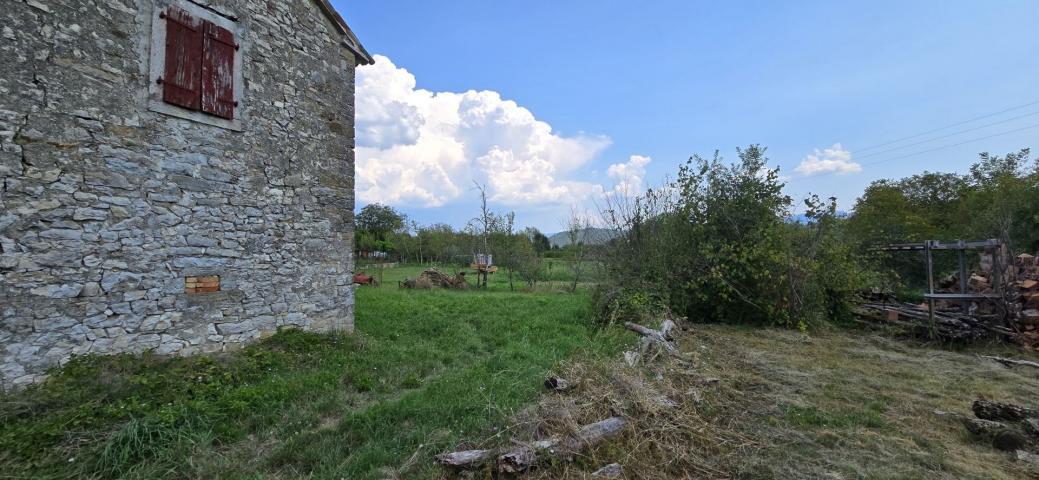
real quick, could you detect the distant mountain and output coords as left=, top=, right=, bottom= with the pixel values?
left=547, top=227, right=619, bottom=248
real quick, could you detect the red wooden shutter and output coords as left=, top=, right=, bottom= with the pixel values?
left=162, top=7, right=203, bottom=110
left=201, top=21, right=236, bottom=120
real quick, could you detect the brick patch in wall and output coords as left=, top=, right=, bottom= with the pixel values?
left=186, top=275, right=221, bottom=294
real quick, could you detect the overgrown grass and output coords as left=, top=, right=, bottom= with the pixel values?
left=0, top=266, right=626, bottom=479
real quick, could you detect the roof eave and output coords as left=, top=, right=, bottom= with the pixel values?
left=314, top=0, right=375, bottom=65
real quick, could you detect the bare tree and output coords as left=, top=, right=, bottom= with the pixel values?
left=564, top=208, right=593, bottom=292
left=468, top=182, right=501, bottom=288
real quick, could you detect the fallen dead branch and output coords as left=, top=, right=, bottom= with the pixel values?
left=497, top=417, right=627, bottom=473
left=625, top=319, right=676, bottom=341
left=979, top=355, right=1039, bottom=370
left=435, top=417, right=627, bottom=473
left=624, top=319, right=678, bottom=365
left=433, top=449, right=493, bottom=469
left=592, top=462, right=623, bottom=478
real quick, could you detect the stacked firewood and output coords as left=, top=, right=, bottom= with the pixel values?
left=1013, top=254, right=1039, bottom=348
left=856, top=302, right=1013, bottom=341
left=860, top=251, right=1039, bottom=345
left=399, top=269, right=469, bottom=290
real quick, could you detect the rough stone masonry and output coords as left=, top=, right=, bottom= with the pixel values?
left=0, top=0, right=372, bottom=390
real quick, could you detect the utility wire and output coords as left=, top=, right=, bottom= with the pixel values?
left=858, top=121, right=1039, bottom=168
left=852, top=99, right=1039, bottom=153
left=853, top=109, right=1039, bottom=160
left=786, top=121, right=1039, bottom=183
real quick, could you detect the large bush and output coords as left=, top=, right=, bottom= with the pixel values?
left=598, top=145, right=874, bottom=329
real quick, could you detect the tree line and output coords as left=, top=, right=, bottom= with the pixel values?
left=593, top=145, right=1038, bottom=329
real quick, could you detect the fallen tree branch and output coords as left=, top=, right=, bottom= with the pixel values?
left=498, top=417, right=626, bottom=473
left=624, top=321, right=676, bottom=352
left=980, top=355, right=1039, bottom=370
left=592, top=463, right=623, bottom=478
left=434, top=449, right=493, bottom=469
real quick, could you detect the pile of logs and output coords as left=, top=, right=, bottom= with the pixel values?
left=857, top=251, right=1039, bottom=346
left=856, top=303, right=1014, bottom=341
left=1013, top=253, right=1039, bottom=348
left=935, top=399, right=1039, bottom=468
left=399, top=269, right=469, bottom=290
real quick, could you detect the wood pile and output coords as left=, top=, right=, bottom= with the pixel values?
left=858, top=251, right=1039, bottom=347
left=1013, top=253, right=1039, bottom=348
left=399, top=269, right=469, bottom=290
left=856, top=303, right=1014, bottom=341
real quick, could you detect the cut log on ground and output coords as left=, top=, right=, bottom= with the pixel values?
left=592, top=462, right=623, bottom=478
left=980, top=355, right=1039, bottom=370
left=497, top=417, right=626, bottom=473
left=434, top=449, right=493, bottom=469
left=973, top=399, right=1039, bottom=422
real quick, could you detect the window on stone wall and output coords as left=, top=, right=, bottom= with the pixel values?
left=147, top=2, right=244, bottom=131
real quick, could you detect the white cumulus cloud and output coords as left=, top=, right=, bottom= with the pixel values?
left=794, top=143, right=861, bottom=176
left=607, top=155, right=652, bottom=196
left=355, top=55, right=613, bottom=207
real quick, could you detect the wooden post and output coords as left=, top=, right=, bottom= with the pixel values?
left=958, top=240, right=969, bottom=313
left=993, top=240, right=1007, bottom=326
left=926, top=240, right=936, bottom=337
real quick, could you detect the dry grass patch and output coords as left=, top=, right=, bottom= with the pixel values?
left=431, top=323, right=1039, bottom=479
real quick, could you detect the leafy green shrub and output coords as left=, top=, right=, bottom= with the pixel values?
left=598, top=145, right=875, bottom=329
left=591, top=285, right=665, bottom=327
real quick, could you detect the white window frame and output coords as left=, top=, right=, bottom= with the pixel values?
left=146, top=0, right=246, bottom=131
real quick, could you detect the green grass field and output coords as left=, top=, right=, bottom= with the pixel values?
left=0, top=264, right=625, bottom=479
left=5, top=263, right=1039, bottom=479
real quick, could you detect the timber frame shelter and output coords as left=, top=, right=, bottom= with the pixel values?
left=876, top=239, right=1010, bottom=330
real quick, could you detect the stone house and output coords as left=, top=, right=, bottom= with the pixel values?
left=0, top=0, right=372, bottom=390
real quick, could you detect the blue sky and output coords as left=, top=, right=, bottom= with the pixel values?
left=335, top=0, right=1039, bottom=232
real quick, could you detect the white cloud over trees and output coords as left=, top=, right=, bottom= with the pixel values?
left=794, top=143, right=862, bottom=176
left=355, top=55, right=643, bottom=210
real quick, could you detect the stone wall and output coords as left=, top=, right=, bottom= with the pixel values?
left=0, top=0, right=359, bottom=390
